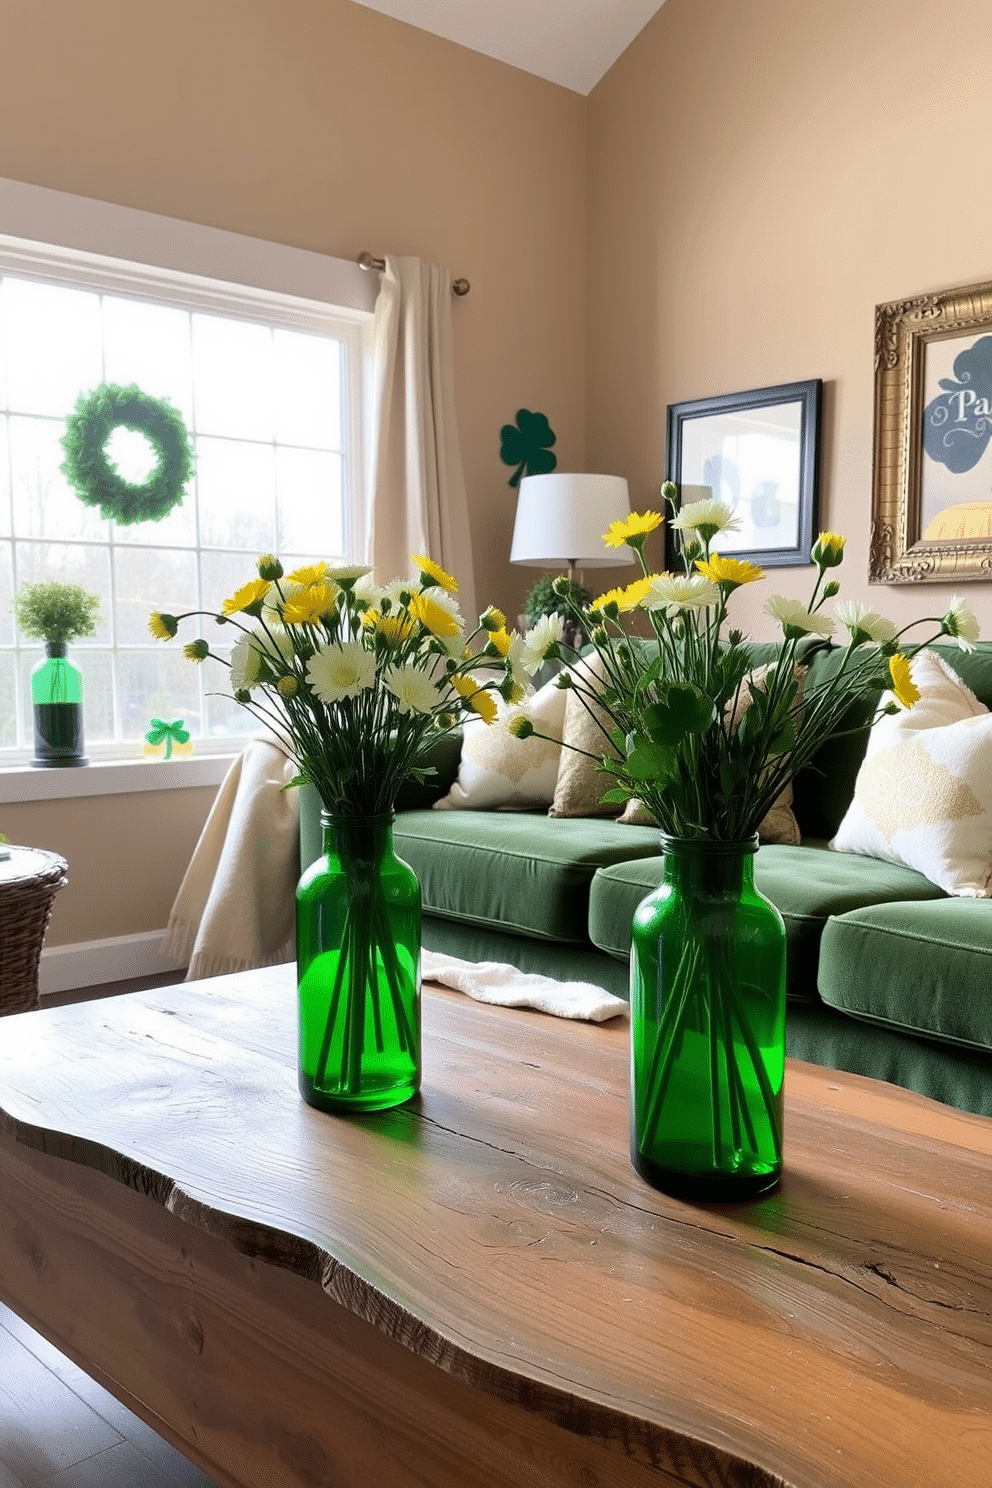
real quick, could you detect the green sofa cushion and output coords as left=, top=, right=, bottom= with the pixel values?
left=587, top=842, right=946, bottom=1003
left=394, top=809, right=661, bottom=943
left=818, top=899, right=992, bottom=1055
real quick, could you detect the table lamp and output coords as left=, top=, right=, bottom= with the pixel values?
left=509, top=473, right=634, bottom=581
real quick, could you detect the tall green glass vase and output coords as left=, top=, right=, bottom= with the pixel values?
left=630, top=836, right=786, bottom=1202
left=296, top=811, right=421, bottom=1114
left=30, top=642, right=88, bottom=768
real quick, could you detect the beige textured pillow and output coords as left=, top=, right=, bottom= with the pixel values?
left=548, top=653, right=621, bottom=818
left=830, top=650, right=992, bottom=895
left=616, top=662, right=804, bottom=844
left=433, top=676, right=567, bottom=810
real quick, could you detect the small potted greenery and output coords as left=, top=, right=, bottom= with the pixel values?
left=13, top=580, right=101, bottom=767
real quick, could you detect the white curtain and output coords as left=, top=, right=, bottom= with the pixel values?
left=367, top=255, right=477, bottom=622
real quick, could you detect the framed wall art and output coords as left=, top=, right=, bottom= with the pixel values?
left=666, top=379, right=822, bottom=567
left=872, top=277, right=992, bottom=582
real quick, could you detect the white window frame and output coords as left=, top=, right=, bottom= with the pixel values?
left=0, top=178, right=376, bottom=794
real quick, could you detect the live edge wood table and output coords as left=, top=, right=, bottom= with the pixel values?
left=1, top=969, right=991, bottom=1488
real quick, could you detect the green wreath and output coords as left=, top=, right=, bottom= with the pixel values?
left=60, top=382, right=194, bottom=525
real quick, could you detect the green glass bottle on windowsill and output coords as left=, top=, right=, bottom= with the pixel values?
left=31, top=642, right=88, bottom=767
left=13, top=581, right=101, bottom=770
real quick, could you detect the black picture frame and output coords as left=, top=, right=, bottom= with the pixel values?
left=665, top=378, right=822, bottom=568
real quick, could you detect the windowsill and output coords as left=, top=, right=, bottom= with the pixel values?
left=0, top=753, right=235, bottom=802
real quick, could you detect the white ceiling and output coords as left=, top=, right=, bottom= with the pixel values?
left=350, top=0, right=667, bottom=95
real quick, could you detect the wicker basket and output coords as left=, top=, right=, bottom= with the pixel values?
left=0, top=846, right=69, bottom=1015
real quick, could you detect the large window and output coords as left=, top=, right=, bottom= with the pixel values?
left=0, top=236, right=367, bottom=761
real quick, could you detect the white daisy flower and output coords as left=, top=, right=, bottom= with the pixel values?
left=324, top=564, right=373, bottom=586
left=519, top=613, right=566, bottom=675
left=834, top=601, right=898, bottom=646
left=765, top=595, right=835, bottom=638
left=352, top=573, right=384, bottom=608
left=642, top=574, right=720, bottom=614
left=230, top=632, right=265, bottom=691
left=383, top=664, right=443, bottom=714
left=942, top=595, right=980, bottom=652
left=306, top=641, right=376, bottom=702
left=667, top=499, right=741, bottom=537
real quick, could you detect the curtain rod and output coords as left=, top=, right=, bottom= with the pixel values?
left=357, top=250, right=470, bottom=296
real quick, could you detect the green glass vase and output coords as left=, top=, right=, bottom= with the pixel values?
left=30, top=642, right=88, bottom=768
left=630, top=835, right=786, bottom=1202
left=296, top=811, right=421, bottom=1113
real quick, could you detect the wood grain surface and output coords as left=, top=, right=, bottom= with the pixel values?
left=0, top=966, right=990, bottom=1488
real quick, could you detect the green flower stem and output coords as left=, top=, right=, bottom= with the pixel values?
left=373, top=896, right=416, bottom=1054
left=314, top=903, right=352, bottom=1088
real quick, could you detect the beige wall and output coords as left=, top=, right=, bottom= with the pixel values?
left=0, top=0, right=587, bottom=947
left=588, top=0, right=992, bottom=639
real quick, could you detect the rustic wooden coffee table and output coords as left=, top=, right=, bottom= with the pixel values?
left=0, top=966, right=990, bottom=1488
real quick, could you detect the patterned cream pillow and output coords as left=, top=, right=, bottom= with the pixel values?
left=548, top=653, right=622, bottom=818
left=433, top=676, right=567, bottom=810
left=830, top=650, right=992, bottom=895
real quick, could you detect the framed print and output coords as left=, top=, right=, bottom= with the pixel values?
left=872, top=278, right=992, bottom=582
left=666, top=379, right=822, bottom=567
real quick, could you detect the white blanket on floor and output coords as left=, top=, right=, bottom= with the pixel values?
left=422, top=950, right=627, bottom=1022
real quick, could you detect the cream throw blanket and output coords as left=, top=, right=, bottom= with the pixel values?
left=163, top=739, right=629, bottom=1021
left=162, top=737, right=300, bottom=981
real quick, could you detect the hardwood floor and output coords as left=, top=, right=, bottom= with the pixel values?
left=0, top=1301, right=219, bottom=1488
left=2, top=974, right=219, bottom=1487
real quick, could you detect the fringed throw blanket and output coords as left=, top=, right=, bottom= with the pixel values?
left=162, top=738, right=300, bottom=981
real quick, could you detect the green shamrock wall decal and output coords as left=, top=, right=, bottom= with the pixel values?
left=499, top=409, right=557, bottom=488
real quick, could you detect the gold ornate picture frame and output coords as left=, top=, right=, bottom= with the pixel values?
left=872, top=278, right=992, bottom=582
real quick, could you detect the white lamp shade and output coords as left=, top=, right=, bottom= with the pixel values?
left=509, top=473, right=634, bottom=568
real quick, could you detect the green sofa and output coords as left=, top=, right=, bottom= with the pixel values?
left=302, top=641, right=992, bottom=1118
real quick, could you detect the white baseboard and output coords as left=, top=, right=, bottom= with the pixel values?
left=39, top=931, right=186, bottom=996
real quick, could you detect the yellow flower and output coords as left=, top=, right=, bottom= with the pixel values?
left=450, top=673, right=497, bottom=723
left=603, top=510, right=663, bottom=549
left=148, top=611, right=178, bottom=640
left=286, top=562, right=328, bottom=587
left=183, top=639, right=209, bottom=661
left=590, top=577, right=652, bottom=613
left=617, top=576, right=654, bottom=608
left=695, top=554, right=764, bottom=589
left=222, top=578, right=271, bottom=615
left=488, top=626, right=512, bottom=657
left=411, top=554, right=459, bottom=593
left=409, top=591, right=462, bottom=638
left=277, top=674, right=299, bottom=698
left=812, top=532, right=846, bottom=568
left=375, top=614, right=415, bottom=647
left=480, top=605, right=506, bottom=633
left=589, top=587, right=626, bottom=614
left=281, top=584, right=338, bottom=625
left=889, top=653, right=920, bottom=710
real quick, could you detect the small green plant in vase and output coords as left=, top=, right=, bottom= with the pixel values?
left=13, top=580, right=101, bottom=768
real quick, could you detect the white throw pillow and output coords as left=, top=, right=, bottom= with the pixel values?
left=433, top=676, right=567, bottom=810
left=830, top=650, right=992, bottom=896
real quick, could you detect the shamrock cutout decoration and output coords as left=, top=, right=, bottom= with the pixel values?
left=144, top=718, right=192, bottom=760
left=499, top=409, right=557, bottom=488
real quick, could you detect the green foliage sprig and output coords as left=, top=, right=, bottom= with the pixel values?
left=13, top=580, right=101, bottom=644
left=60, top=382, right=194, bottom=525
